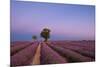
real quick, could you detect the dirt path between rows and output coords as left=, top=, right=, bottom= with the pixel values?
left=32, top=43, right=41, bottom=65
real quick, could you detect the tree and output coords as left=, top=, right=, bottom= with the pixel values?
left=40, top=28, right=51, bottom=42
left=32, top=35, right=37, bottom=41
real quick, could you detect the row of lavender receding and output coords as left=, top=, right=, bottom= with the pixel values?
left=40, top=42, right=67, bottom=64
left=11, top=40, right=95, bottom=66
left=47, top=41, right=94, bottom=62
left=11, top=42, right=39, bottom=66
left=50, top=41, right=95, bottom=58
left=11, top=42, right=34, bottom=56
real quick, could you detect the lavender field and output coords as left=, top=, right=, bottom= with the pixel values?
left=10, top=40, right=95, bottom=66
left=10, top=1, right=95, bottom=66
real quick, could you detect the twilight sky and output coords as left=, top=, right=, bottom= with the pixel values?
left=11, top=0, right=95, bottom=41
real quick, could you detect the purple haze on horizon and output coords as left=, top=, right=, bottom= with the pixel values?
left=11, top=1, right=95, bottom=41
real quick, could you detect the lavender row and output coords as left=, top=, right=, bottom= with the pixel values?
left=51, top=41, right=95, bottom=51
left=40, top=42, right=67, bottom=64
left=47, top=43, right=93, bottom=62
left=11, top=41, right=31, bottom=47
left=11, top=42, right=39, bottom=66
left=50, top=41, right=95, bottom=58
left=11, top=42, right=34, bottom=56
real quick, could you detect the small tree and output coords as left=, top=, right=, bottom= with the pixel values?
left=32, top=35, right=37, bottom=41
left=40, top=28, right=51, bottom=42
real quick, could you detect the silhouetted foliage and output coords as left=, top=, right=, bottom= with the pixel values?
left=40, top=28, right=50, bottom=42
left=32, top=35, right=37, bottom=41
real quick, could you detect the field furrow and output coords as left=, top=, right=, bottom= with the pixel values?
left=11, top=40, right=95, bottom=66
left=11, top=42, right=34, bottom=56
left=47, top=43, right=93, bottom=62
left=40, top=42, right=67, bottom=64
left=32, top=43, right=41, bottom=65
left=11, top=42, right=39, bottom=66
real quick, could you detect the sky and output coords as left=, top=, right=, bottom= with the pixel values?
left=11, top=0, right=95, bottom=41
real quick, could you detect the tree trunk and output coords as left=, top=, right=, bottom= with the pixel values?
left=44, top=38, right=48, bottom=42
